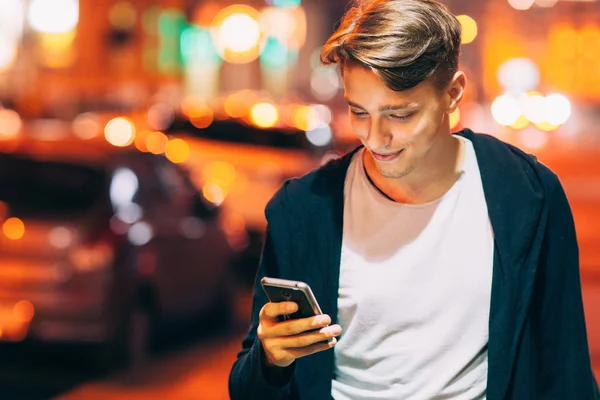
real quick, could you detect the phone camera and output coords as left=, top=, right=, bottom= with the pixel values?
left=282, top=290, right=291, bottom=300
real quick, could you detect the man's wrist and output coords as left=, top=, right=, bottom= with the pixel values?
left=259, top=343, right=295, bottom=387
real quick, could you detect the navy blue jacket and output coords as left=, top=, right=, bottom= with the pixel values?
left=230, top=129, right=600, bottom=399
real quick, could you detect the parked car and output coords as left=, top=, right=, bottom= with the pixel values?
left=0, top=136, right=239, bottom=367
left=165, top=117, right=332, bottom=281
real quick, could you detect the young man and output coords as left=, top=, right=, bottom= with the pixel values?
left=229, top=0, right=600, bottom=398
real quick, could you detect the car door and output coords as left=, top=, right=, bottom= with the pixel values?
left=148, top=157, right=230, bottom=318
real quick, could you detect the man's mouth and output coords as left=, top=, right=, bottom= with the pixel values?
left=371, top=149, right=404, bottom=162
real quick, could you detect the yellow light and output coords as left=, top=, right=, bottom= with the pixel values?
left=202, top=183, right=227, bottom=206
left=219, top=13, right=260, bottom=52
left=38, top=30, right=76, bottom=52
left=190, top=108, right=214, bottom=129
left=509, top=114, right=530, bottom=130
left=225, top=93, right=249, bottom=118
left=211, top=5, right=264, bottom=64
left=456, top=15, right=477, bottom=45
left=13, top=300, right=34, bottom=323
left=203, top=161, right=237, bottom=187
left=250, top=102, right=279, bottom=128
left=134, top=130, right=151, bottom=152
left=534, top=121, right=561, bottom=132
left=3, top=217, right=25, bottom=240
left=165, top=138, right=190, bottom=164
left=105, top=117, right=135, bottom=147
left=145, top=131, right=168, bottom=154
left=449, top=108, right=461, bottom=129
left=292, top=106, right=320, bottom=131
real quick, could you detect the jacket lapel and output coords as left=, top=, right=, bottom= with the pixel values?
left=459, top=130, right=545, bottom=400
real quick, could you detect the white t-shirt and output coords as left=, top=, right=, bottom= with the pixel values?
left=332, top=136, right=494, bottom=400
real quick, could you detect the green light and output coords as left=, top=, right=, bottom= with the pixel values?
left=181, top=26, right=221, bottom=65
left=260, top=37, right=288, bottom=69
left=157, top=9, right=187, bottom=74
left=273, top=0, right=301, bottom=8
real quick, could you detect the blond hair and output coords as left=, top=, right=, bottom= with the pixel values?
left=321, top=0, right=462, bottom=91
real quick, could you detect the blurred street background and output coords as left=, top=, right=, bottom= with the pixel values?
left=0, top=0, right=598, bottom=398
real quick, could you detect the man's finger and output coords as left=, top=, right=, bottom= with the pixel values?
left=286, top=337, right=338, bottom=360
left=259, top=301, right=298, bottom=320
left=266, top=314, right=332, bottom=337
left=278, top=324, right=342, bottom=348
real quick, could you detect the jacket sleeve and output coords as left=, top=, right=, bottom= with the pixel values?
left=228, top=192, right=297, bottom=399
left=535, top=175, right=600, bottom=399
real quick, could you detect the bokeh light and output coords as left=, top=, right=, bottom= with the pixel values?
left=520, top=92, right=546, bottom=124
left=0, top=37, right=18, bottom=72
left=165, top=138, right=190, bottom=164
left=250, top=102, right=279, bottom=128
left=28, top=0, right=79, bottom=34
left=535, top=0, right=558, bottom=7
left=13, top=300, right=35, bottom=323
left=0, top=109, right=23, bottom=138
left=190, top=107, right=215, bottom=129
left=211, top=5, right=264, bottom=64
left=108, top=1, right=137, bottom=31
left=105, top=117, right=136, bottom=147
left=72, top=112, right=101, bottom=139
left=544, top=94, right=572, bottom=126
left=508, top=0, right=535, bottom=10
left=145, top=131, right=168, bottom=154
left=456, top=15, right=477, bottom=44
left=3, top=217, right=25, bottom=240
left=498, top=58, right=539, bottom=93
left=491, top=95, right=521, bottom=126
left=306, top=125, right=332, bottom=147
left=203, top=183, right=226, bottom=206
left=147, top=103, right=175, bottom=131
left=311, top=66, right=341, bottom=100
left=134, top=130, right=150, bottom=152
left=292, top=106, right=321, bottom=131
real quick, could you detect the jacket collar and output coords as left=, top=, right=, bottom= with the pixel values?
left=299, top=130, right=545, bottom=399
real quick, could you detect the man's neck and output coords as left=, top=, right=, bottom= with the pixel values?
left=364, top=133, right=465, bottom=205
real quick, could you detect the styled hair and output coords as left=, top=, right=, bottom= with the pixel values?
left=320, top=0, right=462, bottom=91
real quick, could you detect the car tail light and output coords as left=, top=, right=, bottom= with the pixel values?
left=68, top=241, right=115, bottom=273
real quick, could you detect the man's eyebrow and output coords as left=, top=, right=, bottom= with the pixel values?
left=345, top=99, right=419, bottom=112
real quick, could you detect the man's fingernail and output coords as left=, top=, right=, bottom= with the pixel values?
left=330, top=325, right=342, bottom=335
left=287, top=303, right=297, bottom=312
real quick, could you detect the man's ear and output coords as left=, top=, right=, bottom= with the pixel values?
left=447, top=71, right=467, bottom=113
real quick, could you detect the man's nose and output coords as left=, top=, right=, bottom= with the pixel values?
left=366, top=119, right=392, bottom=150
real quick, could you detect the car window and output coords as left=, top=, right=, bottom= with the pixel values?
left=0, top=154, right=107, bottom=217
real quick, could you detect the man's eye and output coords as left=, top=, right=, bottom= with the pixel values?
left=390, top=113, right=414, bottom=121
left=350, top=110, right=368, bottom=118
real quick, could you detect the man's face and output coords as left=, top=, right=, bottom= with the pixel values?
left=342, top=64, right=457, bottom=180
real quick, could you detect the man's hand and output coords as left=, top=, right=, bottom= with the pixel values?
left=257, top=301, right=342, bottom=368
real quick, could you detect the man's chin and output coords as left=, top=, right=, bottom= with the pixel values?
left=376, top=164, right=411, bottom=180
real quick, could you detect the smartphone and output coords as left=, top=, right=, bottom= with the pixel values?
left=260, top=277, right=324, bottom=322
